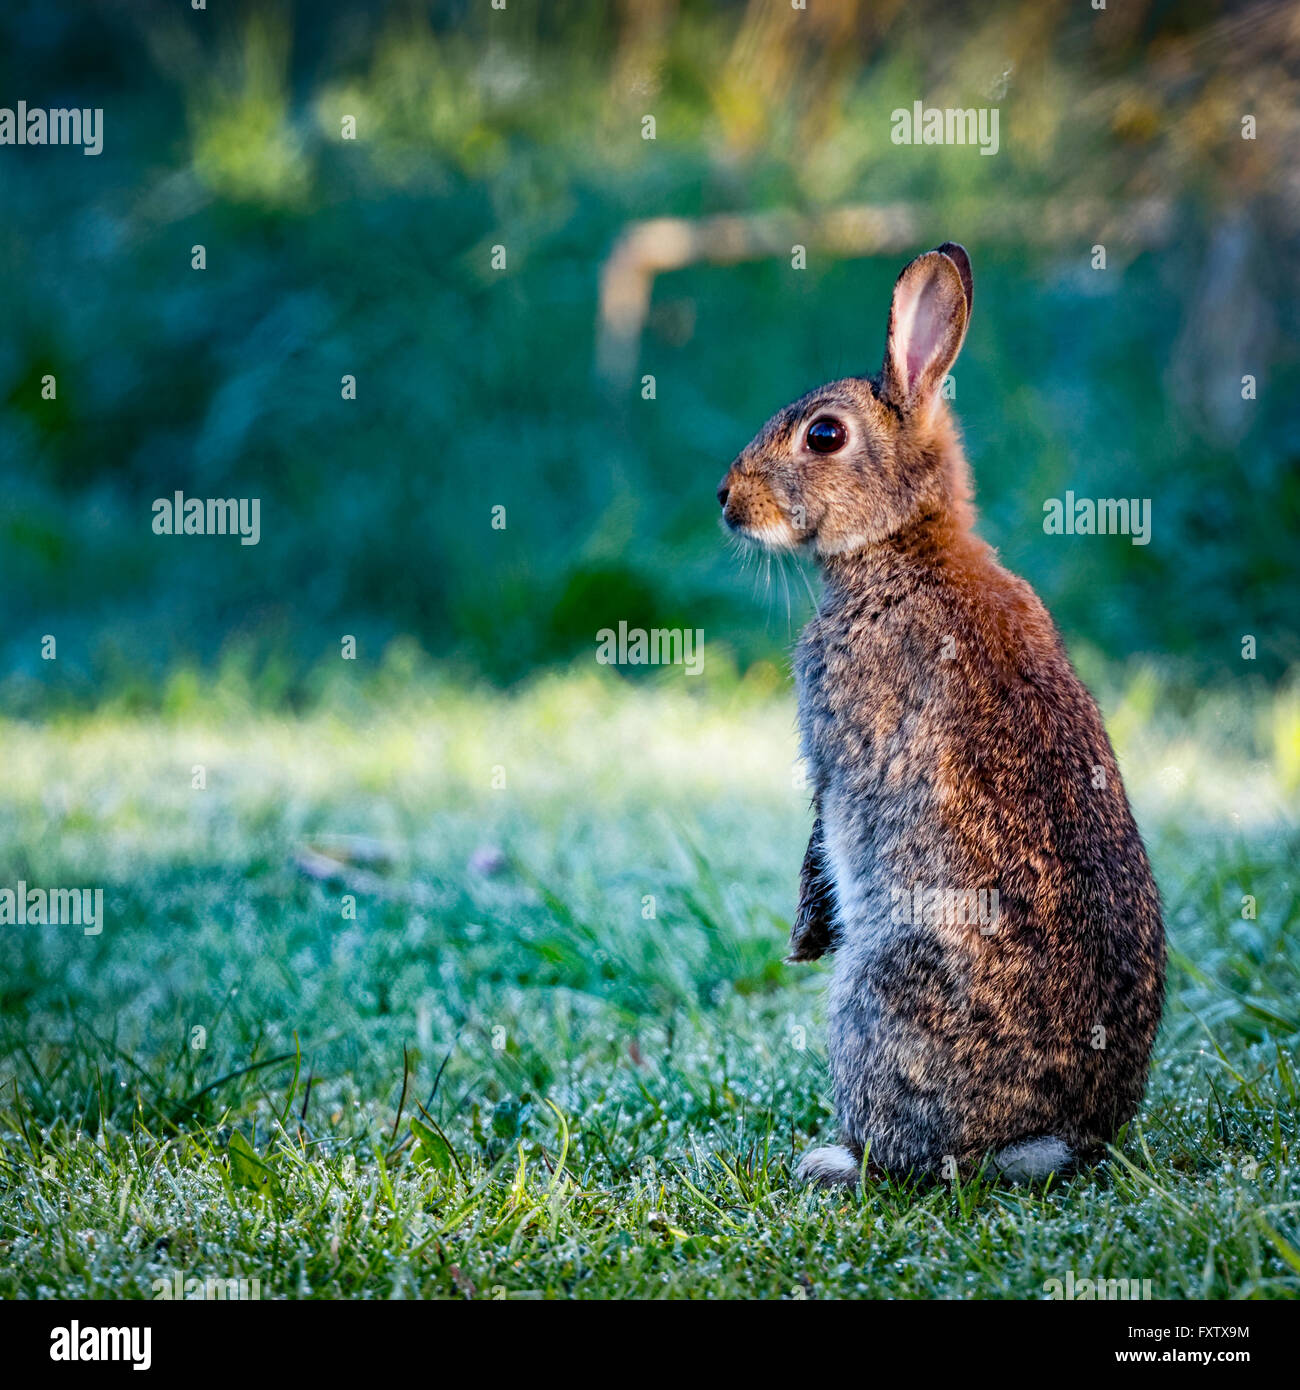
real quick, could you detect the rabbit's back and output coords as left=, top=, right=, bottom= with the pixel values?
left=797, top=528, right=1165, bottom=1171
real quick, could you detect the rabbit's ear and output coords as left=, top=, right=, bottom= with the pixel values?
left=881, top=247, right=970, bottom=413
left=937, top=242, right=973, bottom=322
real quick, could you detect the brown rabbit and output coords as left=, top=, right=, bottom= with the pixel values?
left=717, top=244, right=1165, bottom=1184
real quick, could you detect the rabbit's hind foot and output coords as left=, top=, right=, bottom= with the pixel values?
left=796, top=1144, right=861, bottom=1187
left=992, top=1137, right=1074, bottom=1183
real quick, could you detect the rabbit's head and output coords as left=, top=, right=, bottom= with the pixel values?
left=717, top=243, right=975, bottom=557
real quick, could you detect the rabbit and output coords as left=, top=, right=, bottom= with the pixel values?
left=716, top=243, right=1165, bottom=1185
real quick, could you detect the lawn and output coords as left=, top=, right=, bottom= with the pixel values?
left=1, top=655, right=1298, bottom=1299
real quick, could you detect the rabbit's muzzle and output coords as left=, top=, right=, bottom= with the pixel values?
left=717, top=466, right=797, bottom=547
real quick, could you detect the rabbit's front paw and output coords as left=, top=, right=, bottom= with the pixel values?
left=789, top=819, right=837, bottom=961
left=787, top=897, right=836, bottom=961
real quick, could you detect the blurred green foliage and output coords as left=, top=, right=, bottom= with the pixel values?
left=2, top=0, right=1297, bottom=707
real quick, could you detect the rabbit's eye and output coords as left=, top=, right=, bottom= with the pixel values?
left=806, top=417, right=847, bottom=454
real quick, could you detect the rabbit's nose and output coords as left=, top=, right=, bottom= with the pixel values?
left=717, top=483, right=730, bottom=507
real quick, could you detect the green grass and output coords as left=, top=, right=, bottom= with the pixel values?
left=1, top=658, right=1298, bottom=1299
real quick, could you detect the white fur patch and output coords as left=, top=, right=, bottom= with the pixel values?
left=796, top=1144, right=862, bottom=1187
left=993, top=1137, right=1073, bottom=1182
left=822, top=811, right=870, bottom=929
left=737, top=521, right=799, bottom=552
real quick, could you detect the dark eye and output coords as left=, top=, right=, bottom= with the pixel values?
left=805, top=417, right=847, bottom=454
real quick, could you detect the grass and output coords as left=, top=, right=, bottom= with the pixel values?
left=0, top=655, right=1298, bottom=1299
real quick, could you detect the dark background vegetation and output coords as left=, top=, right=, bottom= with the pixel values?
left=3, top=0, right=1298, bottom=705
